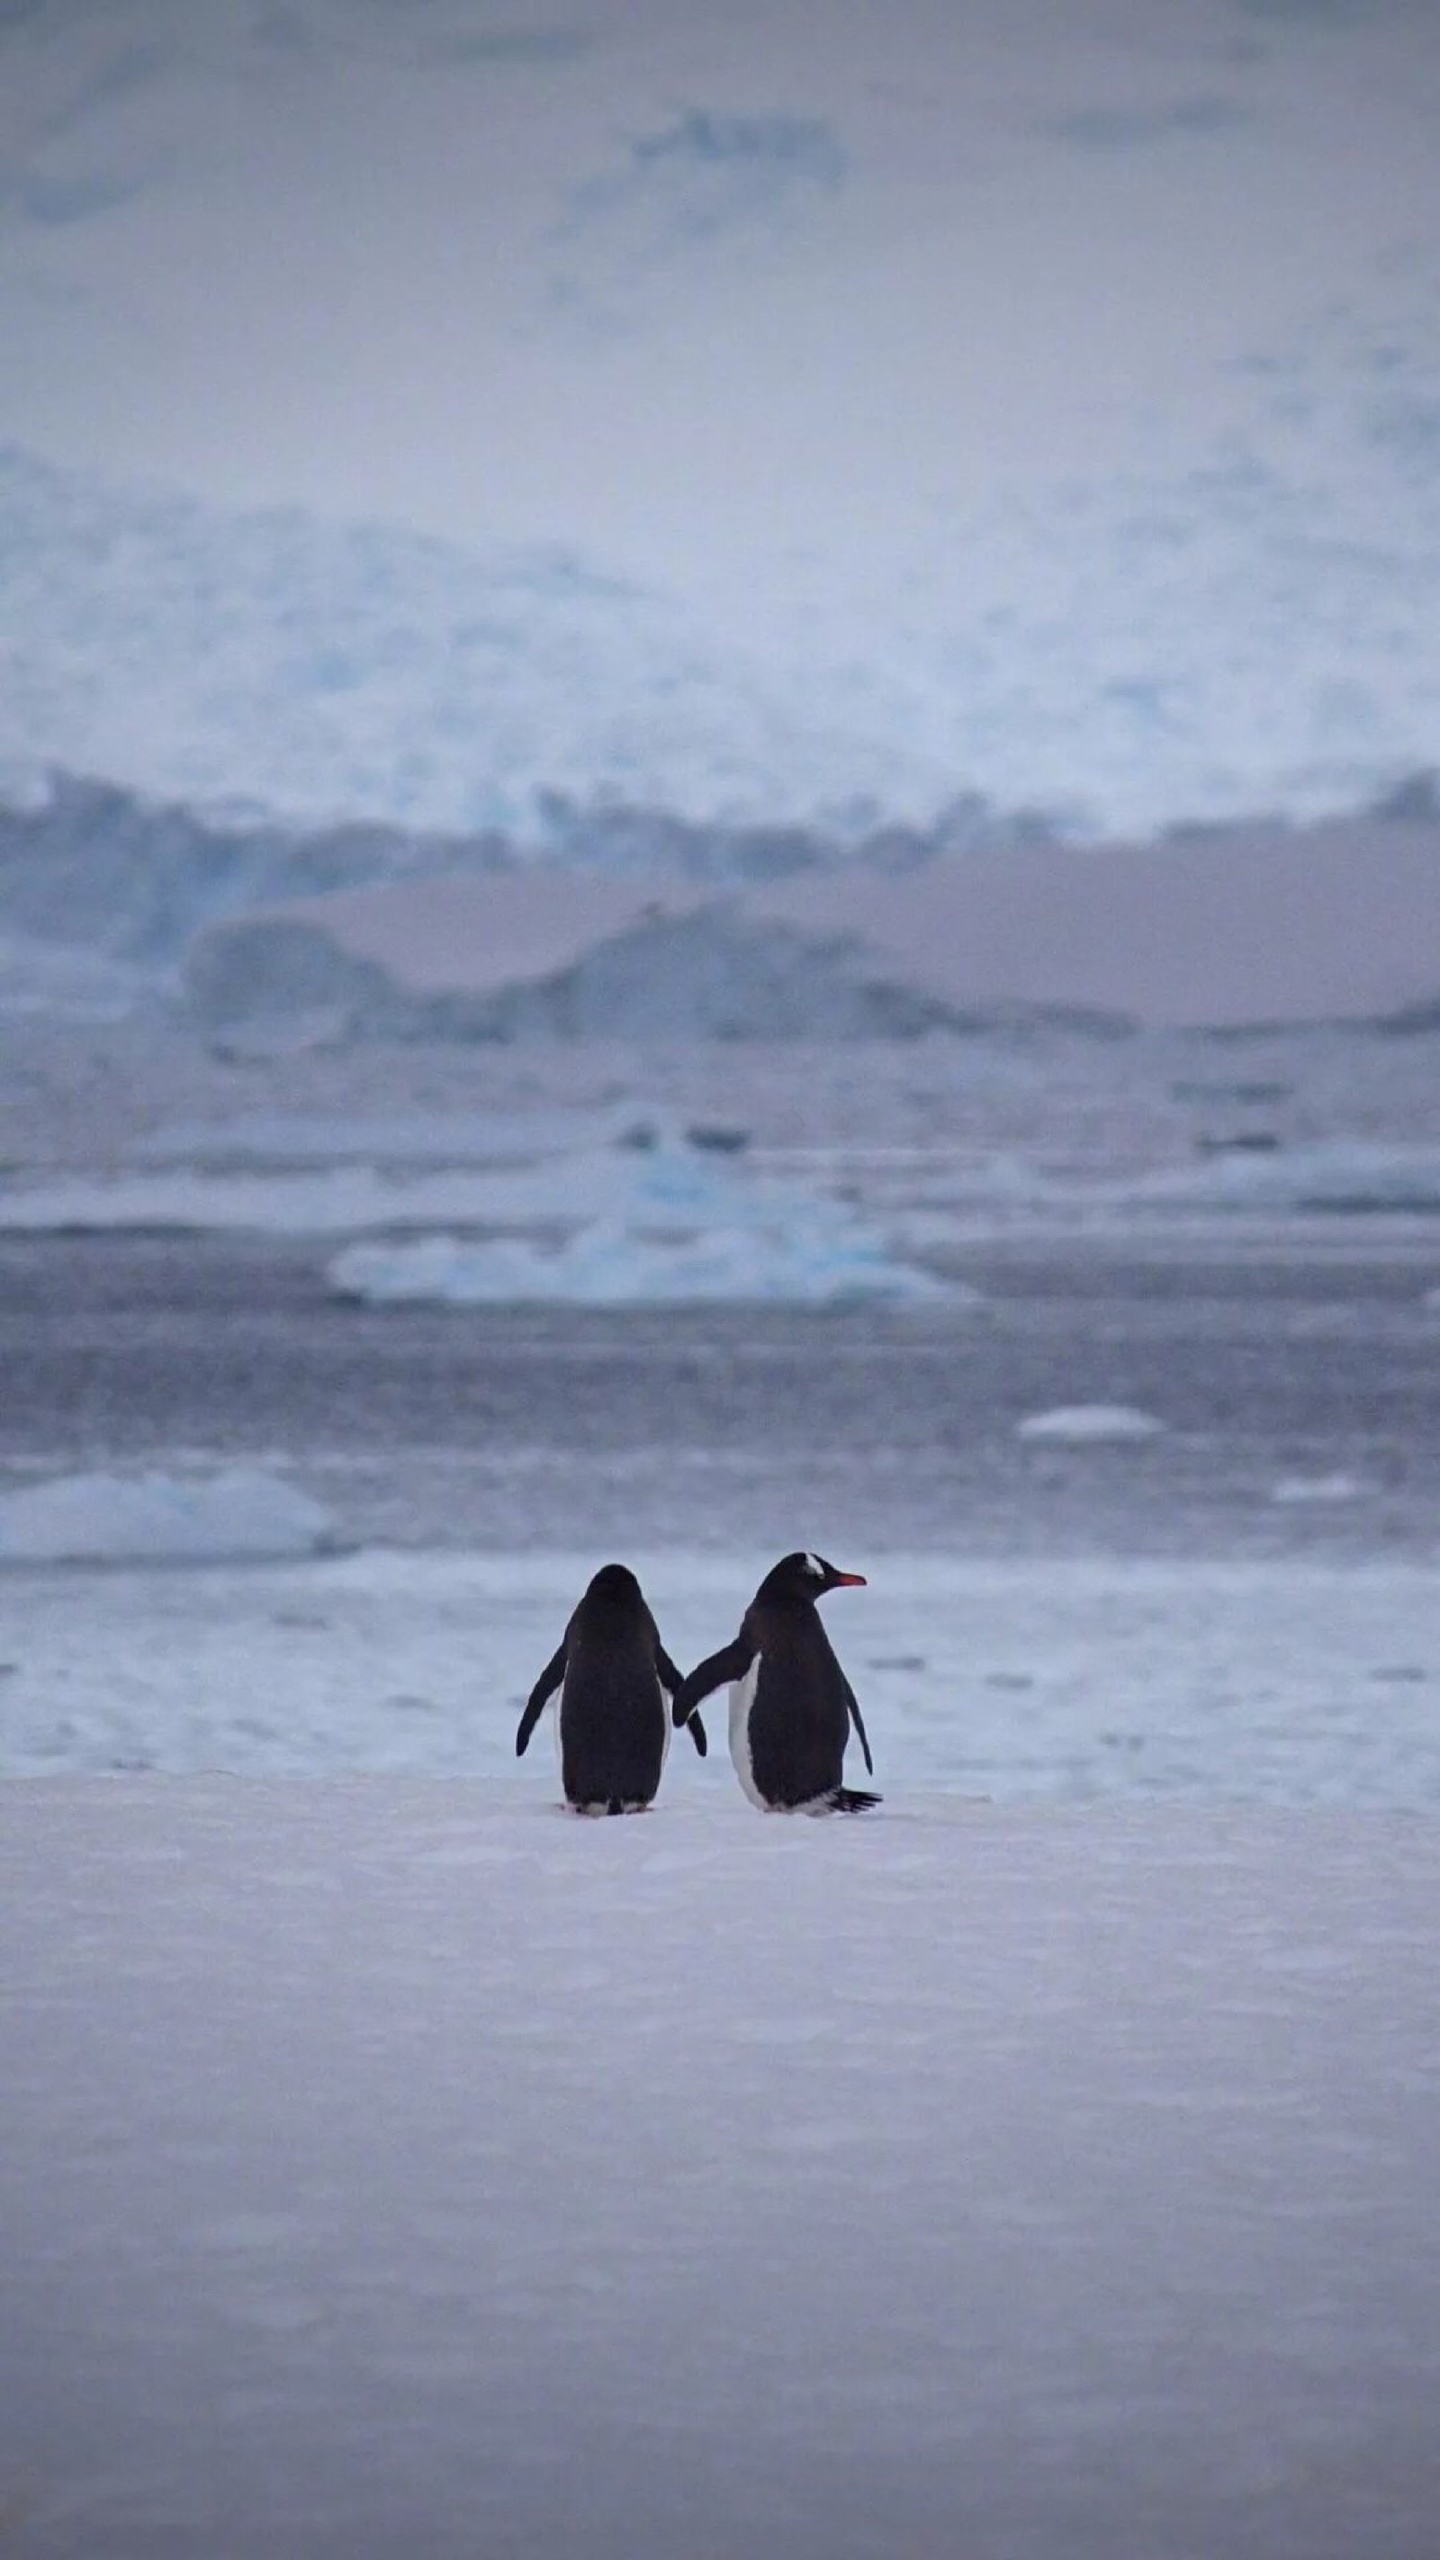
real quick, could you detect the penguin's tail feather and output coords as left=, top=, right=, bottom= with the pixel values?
left=831, top=1786, right=882, bottom=1814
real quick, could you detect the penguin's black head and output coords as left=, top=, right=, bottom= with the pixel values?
left=758, top=1551, right=868, bottom=1607
left=584, top=1562, right=645, bottom=1610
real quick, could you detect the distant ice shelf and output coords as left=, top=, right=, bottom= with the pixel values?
left=5, top=381, right=1440, bottom=844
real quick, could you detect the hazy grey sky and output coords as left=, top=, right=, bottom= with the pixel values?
left=3, top=0, right=1438, bottom=625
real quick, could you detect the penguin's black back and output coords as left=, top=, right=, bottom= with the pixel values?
left=743, top=1597, right=851, bottom=1808
left=561, top=1565, right=668, bottom=1809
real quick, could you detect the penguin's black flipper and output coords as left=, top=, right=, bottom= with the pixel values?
left=516, top=1641, right=567, bottom=1756
left=654, top=1645, right=706, bottom=1753
left=831, top=1786, right=882, bottom=1814
left=671, top=1636, right=754, bottom=1727
left=842, top=1675, right=874, bottom=1777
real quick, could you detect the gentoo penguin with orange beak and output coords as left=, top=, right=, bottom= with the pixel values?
left=671, top=1551, right=879, bottom=1813
left=516, top=1563, right=706, bottom=1814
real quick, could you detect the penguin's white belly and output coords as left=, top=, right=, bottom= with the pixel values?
left=729, top=1657, right=769, bottom=1810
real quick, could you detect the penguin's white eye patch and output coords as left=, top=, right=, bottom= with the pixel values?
left=803, top=1552, right=823, bottom=1577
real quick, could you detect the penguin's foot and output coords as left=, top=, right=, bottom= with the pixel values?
left=779, top=1787, right=883, bottom=1816
left=569, top=1798, right=653, bottom=1816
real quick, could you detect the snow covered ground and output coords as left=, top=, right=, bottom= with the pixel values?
left=2, top=1547, right=1438, bottom=1808
left=3, top=1782, right=1438, bottom=2559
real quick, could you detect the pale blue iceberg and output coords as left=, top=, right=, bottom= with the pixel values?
left=326, top=1132, right=952, bottom=1306
left=329, top=1213, right=949, bottom=1307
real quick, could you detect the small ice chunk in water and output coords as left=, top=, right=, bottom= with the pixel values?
left=1016, top=1404, right=1165, bottom=1444
left=0, top=1468, right=337, bottom=1564
left=1270, top=1472, right=1371, bottom=1506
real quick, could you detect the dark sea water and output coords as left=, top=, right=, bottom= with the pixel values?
left=3, top=1229, right=1437, bottom=1560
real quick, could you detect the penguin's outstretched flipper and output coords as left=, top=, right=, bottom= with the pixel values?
left=842, top=1675, right=874, bottom=1778
left=672, top=1636, right=754, bottom=1727
left=659, top=1646, right=708, bottom=1756
left=516, top=1642, right=566, bottom=1756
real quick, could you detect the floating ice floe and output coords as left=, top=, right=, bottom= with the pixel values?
left=879, top=1140, right=1440, bottom=1243
left=1142, top=1139, right=1440, bottom=1217
left=0, top=1468, right=338, bottom=1565
left=1270, top=1472, right=1371, bottom=1506
left=1016, top=1404, right=1165, bottom=1444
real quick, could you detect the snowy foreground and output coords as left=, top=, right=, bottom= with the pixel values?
left=3, top=1784, right=1438, bottom=2560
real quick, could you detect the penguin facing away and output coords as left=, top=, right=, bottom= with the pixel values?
left=671, top=1552, right=879, bottom=1814
left=516, top=1563, right=707, bottom=1815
